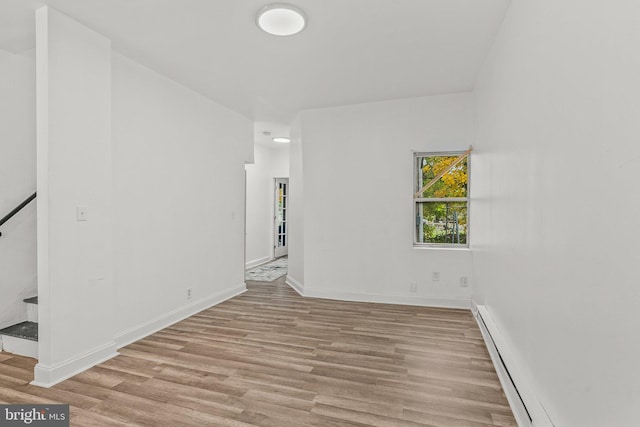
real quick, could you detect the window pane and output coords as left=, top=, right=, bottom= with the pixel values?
left=415, top=202, right=467, bottom=244
left=417, top=155, right=468, bottom=198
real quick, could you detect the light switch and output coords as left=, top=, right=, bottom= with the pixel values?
left=76, top=206, right=88, bottom=221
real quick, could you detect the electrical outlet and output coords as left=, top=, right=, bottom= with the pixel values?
left=409, top=282, right=417, bottom=293
left=187, top=288, right=192, bottom=300
left=432, top=272, right=440, bottom=281
left=460, top=276, right=469, bottom=287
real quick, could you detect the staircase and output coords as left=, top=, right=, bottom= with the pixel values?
left=0, top=192, right=38, bottom=359
left=0, top=296, right=38, bottom=359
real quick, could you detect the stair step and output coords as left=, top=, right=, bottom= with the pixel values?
left=24, top=297, right=38, bottom=322
left=0, top=321, right=38, bottom=341
left=23, top=296, right=38, bottom=304
left=0, top=321, right=38, bottom=359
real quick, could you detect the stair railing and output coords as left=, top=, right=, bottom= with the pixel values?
left=0, top=192, right=36, bottom=237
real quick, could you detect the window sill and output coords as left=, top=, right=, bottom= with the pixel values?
left=413, top=245, right=471, bottom=252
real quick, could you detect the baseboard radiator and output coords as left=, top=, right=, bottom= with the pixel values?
left=474, top=306, right=534, bottom=427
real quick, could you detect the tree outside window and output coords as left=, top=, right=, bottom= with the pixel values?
left=414, top=151, right=469, bottom=246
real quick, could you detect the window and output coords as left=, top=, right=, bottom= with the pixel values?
left=414, top=150, right=470, bottom=247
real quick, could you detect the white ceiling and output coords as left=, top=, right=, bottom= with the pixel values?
left=0, top=0, right=510, bottom=144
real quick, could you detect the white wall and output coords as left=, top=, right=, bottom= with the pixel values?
left=33, top=7, right=252, bottom=386
left=286, top=116, right=304, bottom=292
left=111, top=53, right=252, bottom=344
left=0, top=49, right=36, bottom=329
left=472, top=1, right=640, bottom=425
left=35, top=7, right=115, bottom=385
left=245, top=144, right=289, bottom=268
left=290, top=94, right=474, bottom=307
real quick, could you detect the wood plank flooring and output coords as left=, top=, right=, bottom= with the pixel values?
left=0, top=277, right=517, bottom=426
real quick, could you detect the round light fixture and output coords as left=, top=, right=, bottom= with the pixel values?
left=257, top=4, right=307, bottom=36
left=273, top=137, right=291, bottom=143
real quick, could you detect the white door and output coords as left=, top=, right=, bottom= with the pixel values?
left=274, top=178, right=289, bottom=258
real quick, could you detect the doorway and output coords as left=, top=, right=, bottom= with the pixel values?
left=274, top=178, right=288, bottom=258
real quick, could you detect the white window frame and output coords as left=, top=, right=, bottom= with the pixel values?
left=413, top=150, right=470, bottom=248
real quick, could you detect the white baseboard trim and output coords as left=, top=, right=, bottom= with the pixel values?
left=246, top=256, right=272, bottom=270
left=304, top=288, right=471, bottom=309
left=473, top=304, right=554, bottom=427
left=114, top=283, right=247, bottom=349
left=31, top=342, right=118, bottom=388
left=284, top=275, right=304, bottom=296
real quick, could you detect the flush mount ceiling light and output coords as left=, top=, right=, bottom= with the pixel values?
left=257, top=4, right=307, bottom=36
left=273, top=137, right=291, bottom=143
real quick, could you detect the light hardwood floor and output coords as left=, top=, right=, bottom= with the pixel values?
left=0, top=277, right=517, bottom=426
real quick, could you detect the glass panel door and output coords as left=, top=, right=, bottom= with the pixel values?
left=274, top=178, right=289, bottom=258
